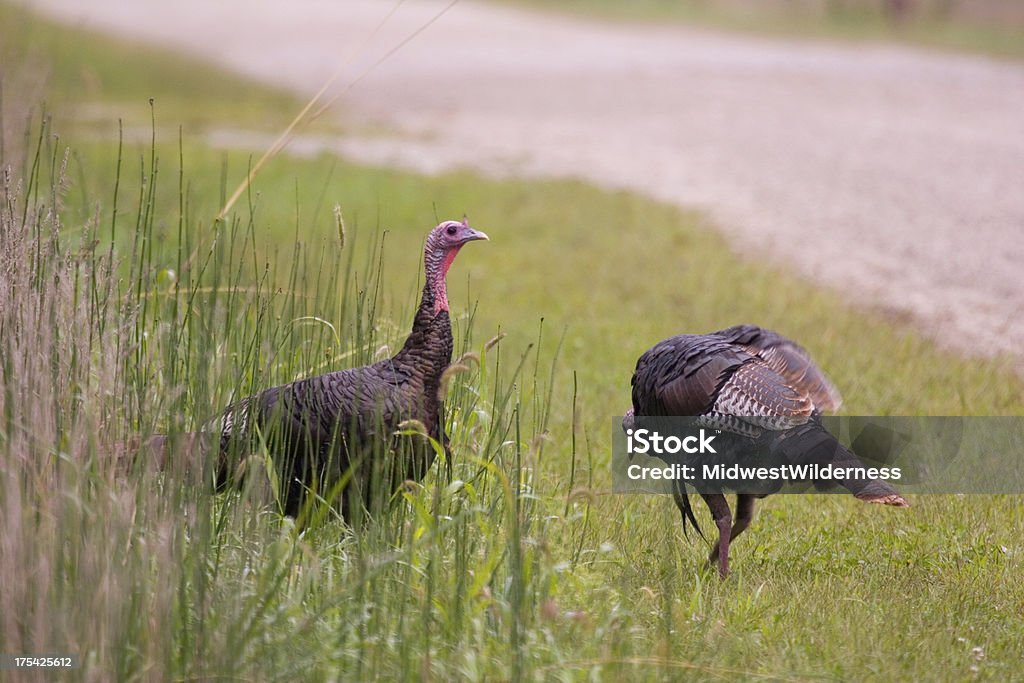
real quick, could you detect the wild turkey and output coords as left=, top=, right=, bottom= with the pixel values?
left=153, top=219, right=488, bottom=520
left=626, top=324, right=908, bottom=577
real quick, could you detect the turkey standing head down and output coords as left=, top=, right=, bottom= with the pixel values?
left=157, top=219, right=488, bottom=522
left=626, top=324, right=908, bottom=578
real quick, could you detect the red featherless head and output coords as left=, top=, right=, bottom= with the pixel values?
left=424, top=218, right=488, bottom=314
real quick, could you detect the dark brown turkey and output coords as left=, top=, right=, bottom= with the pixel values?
left=154, top=219, right=487, bottom=520
left=626, top=324, right=908, bottom=577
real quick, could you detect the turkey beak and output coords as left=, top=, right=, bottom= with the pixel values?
left=460, top=228, right=489, bottom=244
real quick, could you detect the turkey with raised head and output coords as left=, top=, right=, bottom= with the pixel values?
left=153, top=219, right=488, bottom=521
left=626, top=324, right=908, bottom=577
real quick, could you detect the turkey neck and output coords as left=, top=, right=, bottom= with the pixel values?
left=391, top=244, right=458, bottom=389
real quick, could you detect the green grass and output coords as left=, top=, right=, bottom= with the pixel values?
left=0, top=2, right=303, bottom=137
left=493, top=0, right=1024, bottom=60
left=2, top=4, right=1023, bottom=681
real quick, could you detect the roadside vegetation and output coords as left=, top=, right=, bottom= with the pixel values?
left=2, top=4, right=1022, bottom=680
left=496, top=0, right=1024, bottom=60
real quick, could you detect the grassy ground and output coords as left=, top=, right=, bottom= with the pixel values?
left=2, top=4, right=1023, bottom=681
left=494, top=0, right=1024, bottom=60
left=0, top=3, right=298, bottom=133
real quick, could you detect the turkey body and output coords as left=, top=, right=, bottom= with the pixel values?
left=628, top=324, right=908, bottom=577
left=168, top=219, right=487, bottom=521
left=213, top=305, right=453, bottom=520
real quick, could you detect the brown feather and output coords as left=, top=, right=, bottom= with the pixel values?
left=716, top=325, right=842, bottom=413
left=712, top=360, right=813, bottom=425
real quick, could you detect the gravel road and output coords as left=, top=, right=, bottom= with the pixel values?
left=29, top=0, right=1024, bottom=357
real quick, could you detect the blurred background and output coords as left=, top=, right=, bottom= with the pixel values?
left=510, top=0, right=1024, bottom=55
left=8, top=0, right=1023, bottom=358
